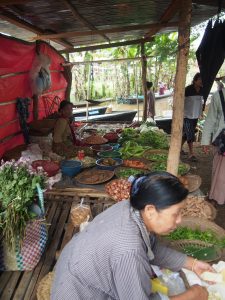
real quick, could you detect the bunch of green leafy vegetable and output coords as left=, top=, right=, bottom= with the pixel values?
left=145, top=153, right=168, bottom=162
left=118, top=128, right=139, bottom=145
left=119, top=127, right=169, bottom=150
left=117, top=167, right=147, bottom=179
left=151, top=162, right=188, bottom=175
left=119, top=141, right=151, bottom=159
left=137, top=130, right=169, bottom=149
left=0, top=160, right=46, bottom=248
left=168, top=227, right=219, bottom=244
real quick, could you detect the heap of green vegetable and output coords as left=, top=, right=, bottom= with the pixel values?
left=119, top=141, right=150, bottom=159
left=119, top=128, right=169, bottom=149
left=0, top=160, right=46, bottom=248
left=144, top=153, right=168, bottom=162
left=151, top=162, right=188, bottom=175
left=168, top=227, right=225, bottom=248
left=168, top=227, right=225, bottom=260
left=116, top=167, right=148, bottom=179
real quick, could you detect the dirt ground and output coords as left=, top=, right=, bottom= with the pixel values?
left=182, top=143, right=225, bottom=229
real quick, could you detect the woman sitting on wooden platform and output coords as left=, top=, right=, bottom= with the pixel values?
left=52, top=100, right=92, bottom=158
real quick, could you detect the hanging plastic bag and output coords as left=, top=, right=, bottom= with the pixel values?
left=30, top=53, right=51, bottom=96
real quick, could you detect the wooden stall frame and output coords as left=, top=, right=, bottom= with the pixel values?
left=167, top=0, right=192, bottom=175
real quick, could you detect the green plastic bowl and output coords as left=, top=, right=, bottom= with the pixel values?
left=97, top=150, right=121, bottom=158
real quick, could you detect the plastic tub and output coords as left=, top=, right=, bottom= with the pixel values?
left=96, top=158, right=123, bottom=171
left=61, top=160, right=82, bottom=177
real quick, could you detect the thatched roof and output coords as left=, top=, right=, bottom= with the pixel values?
left=0, top=0, right=224, bottom=52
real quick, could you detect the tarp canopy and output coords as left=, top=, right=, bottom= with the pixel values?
left=0, top=35, right=67, bottom=158
left=196, top=18, right=225, bottom=102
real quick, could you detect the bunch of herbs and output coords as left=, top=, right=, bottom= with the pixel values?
left=0, top=160, right=46, bottom=248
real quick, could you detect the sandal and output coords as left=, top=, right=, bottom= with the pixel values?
left=189, top=155, right=198, bottom=162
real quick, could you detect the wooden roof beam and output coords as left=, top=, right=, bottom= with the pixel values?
left=145, top=0, right=181, bottom=37
left=35, top=21, right=178, bottom=40
left=0, top=9, right=73, bottom=48
left=0, top=0, right=31, bottom=4
left=60, top=37, right=153, bottom=54
left=61, top=0, right=110, bottom=43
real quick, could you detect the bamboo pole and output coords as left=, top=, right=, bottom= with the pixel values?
left=134, top=62, right=140, bottom=122
left=86, top=63, right=92, bottom=121
left=141, top=43, right=148, bottom=121
left=61, top=56, right=153, bottom=66
left=167, top=0, right=192, bottom=175
left=35, top=22, right=178, bottom=40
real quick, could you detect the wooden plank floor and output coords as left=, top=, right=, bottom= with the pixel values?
left=0, top=200, right=73, bottom=300
left=0, top=196, right=114, bottom=300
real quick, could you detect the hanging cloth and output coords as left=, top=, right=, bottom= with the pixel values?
left=196, top=3, right=225, bottom=103
left=16, top=98, right=30, bottom=144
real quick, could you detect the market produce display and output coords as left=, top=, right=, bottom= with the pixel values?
left=103, top=132, right=119, bottom=142
left=115, top=167, right=148, bottom=179
left=119, top=141, right=150, bottom=159
left=119, top=127, right=169, bottom=149
left=105, top=179, right=131, bottom=201
left=118, top=128, right=139, bottom=145
left=151, top=162, right=190, bottom=175
left=98, top=158, right=120, bottom=166
left=73, top=156, right=96, bottom=168
left=75, top=169, right=114, bottom=185
left=123, top=159, right=150, bottom=170
left=144, top=153, right=168, bottom=162
left=181, top=197, right=216, bottom=220
left=168, top=227, right=225, bottom=247
left=83, top=134, right=108, bottom=145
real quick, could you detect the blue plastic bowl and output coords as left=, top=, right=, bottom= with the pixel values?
left=108, top=143, right=120, bottom=151
left=96, top=158, right=123, bottom=171
left=61, top=160, right=82, bottom=177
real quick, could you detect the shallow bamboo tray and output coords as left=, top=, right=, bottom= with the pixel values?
left=182, top=196, right=217, bottom=221
left=179, top=217, right=225, bottom=238
left=185, top=174, right=202, bottom=193
left=170, top=239, right=222, bottom=263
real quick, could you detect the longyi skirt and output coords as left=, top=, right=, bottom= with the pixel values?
left=209, top=147, right=225, bottom=205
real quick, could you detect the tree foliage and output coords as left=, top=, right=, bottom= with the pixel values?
left=69, top=31, right=200, bottom=101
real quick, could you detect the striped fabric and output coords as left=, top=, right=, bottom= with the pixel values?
left=51, top=201, right=186, bottom=300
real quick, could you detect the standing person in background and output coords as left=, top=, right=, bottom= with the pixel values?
left=146, top=81, right=155, bottom=120
left=201, top=81, right=225, bottom=206
left=181, top=73, right=203, bottom=162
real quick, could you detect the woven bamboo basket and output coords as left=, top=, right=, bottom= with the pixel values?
left=179, top=217, right=225, bottom=238
left=37, top=272, right=54, bottom=300
left=170, top=239, right=222, bottom=263
left=185, top=174, right=202, bottom=193
left=181, top=196, right=217, bottom=221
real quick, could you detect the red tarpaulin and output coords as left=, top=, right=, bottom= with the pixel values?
left=0, top=35, right=67, bottom=158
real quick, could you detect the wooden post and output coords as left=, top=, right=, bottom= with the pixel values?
left=167, top=0, right=192, bottom=175
left=134, top=62, right=140, bottom=122
left=141, top=43, right=148, bottom=121
left=64, top=53, right=72, bottom=101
